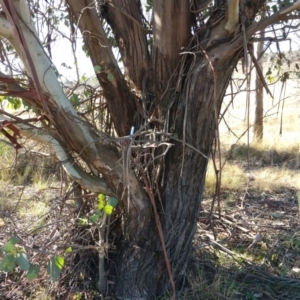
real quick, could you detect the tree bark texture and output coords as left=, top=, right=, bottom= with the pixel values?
left=102, top=0, right=151, bottom=91
left=111, top=52, right=240, bottom=298
left=254, top=13, right=265, bottom=142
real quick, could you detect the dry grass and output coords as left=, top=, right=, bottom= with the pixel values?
left=204, top=64, right=300, bottom=195
left=0, top=142, right=15, bottom=183
left=205, top=152, right=300, bottom=194
left=253, top=166, right=300, bottom=191
left=205, top=162, right=247, bottom=194
left=0, top=138, right=60, bottom=187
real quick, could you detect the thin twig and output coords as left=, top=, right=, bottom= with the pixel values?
left=142, top=174, right=176, bottom=300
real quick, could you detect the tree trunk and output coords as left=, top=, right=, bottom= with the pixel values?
left=112, top=52, right=240, bottom=299
left=253, top=14, right=265, bottom=142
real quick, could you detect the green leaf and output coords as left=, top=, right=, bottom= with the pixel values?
left=107, top=73, right=114, bottom=81
left=94, top=65, right=102, bottom=74
left=0, top=254, right=16, bottom=272
left=81, top=74, right=87, bottom=82
left=266, top=68, right=272, bottom=76
left=7, top=97, right=22, bottom=110
left=107, top=197, right=118, bottom=208
left=272, top=5, right=278, bottom=13
left=296, top=63, right=299, bottom=70
left=65, top=247, right=72, bottom=254
left=23, top=100, right=33, bottom=111
left=1, top=242, right=14, bottom=253
left=266, top=75, right=275, bottom=84
left=82, top=44, right=90, bottom=57
left=83, top=89, right=91, bottom=97
left=89, top=211, right=101, bottom=223
left=70, top=94, right=79, bottom=107
left=54, top=256, right=64, bottom=269
left=10, top=237, right=19, bottom=245
left=146, top=0, right=153, bottom=12
left=294, top=238, right=300, bottom=248
left=98, top=194, right=105, bottom=210
left=26, top=264, right=39, bottom=281
left=16, top=252, right=30, bottom=271
left=104, top=205, right=113, bottom=215
left=47, top=256, right=64, bottom=281
left=1, top=237, right=19, bottom=253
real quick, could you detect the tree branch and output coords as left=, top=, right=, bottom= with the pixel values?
left=0, top=14, right=13, bottom=37
left=104, top=0, right=151, bottom=91
left=0, top=114, right=115, bottom=196
left=152, top=0, right=190, bottom=109
left=66, top=0, right=138, bottom=136
left=209, top=1, right=300, bottom=68
left=279, top=0, right=300, bottom=15
left=0, top=2, right=97, bottom=146
left=0, top=0, right=150, bottom=217
left=0, top=10, right=103, bottom=160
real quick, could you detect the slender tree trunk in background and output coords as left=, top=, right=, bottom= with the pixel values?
left=254, top=13, right=265, bottom=142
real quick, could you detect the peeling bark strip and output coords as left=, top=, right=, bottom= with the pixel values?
left=153, top=0, right=190, bottom=66
left=152, top=0, right=190, bottom=109
left=0, top=0, right=299, bottom=298
left=225, top=0, right=240, bottom=33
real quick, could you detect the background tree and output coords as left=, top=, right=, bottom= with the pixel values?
left=253, top=10, right=266, bottom=142
left=0, top=0, right=299, bottom=298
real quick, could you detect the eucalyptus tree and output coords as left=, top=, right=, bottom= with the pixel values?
left=0, top=0, right=299, bottom=298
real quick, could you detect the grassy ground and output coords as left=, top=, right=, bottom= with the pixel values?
left=1, top=67, right=300, bottom=299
